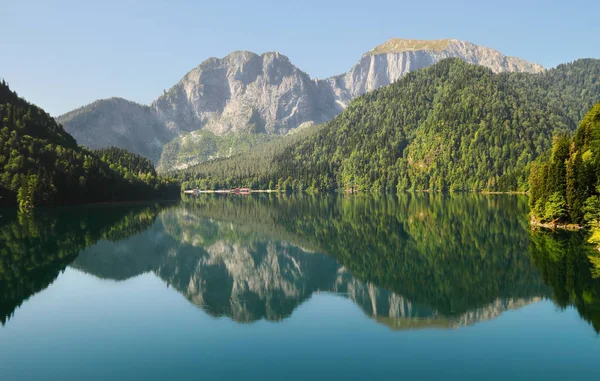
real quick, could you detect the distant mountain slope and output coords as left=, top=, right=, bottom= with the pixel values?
left=56, top=97, right=174, bottom=163
left=56, top=38, right=545, bottom=169
left=177, top=58, right=600, bottom=192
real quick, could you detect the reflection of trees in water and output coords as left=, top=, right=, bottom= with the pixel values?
left=529, top=229, right=600, bottom=332
left=70, top=194, right=552, bottom=327
left=0, top=203, right=168, bottom=324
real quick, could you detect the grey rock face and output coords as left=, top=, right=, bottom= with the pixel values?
left=55, top=98, right=174, bottom=163
left=152, top=51, right=337, bottom=135
left=56, top=39, right=544, bottom=164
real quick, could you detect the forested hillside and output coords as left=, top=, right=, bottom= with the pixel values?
left=157, top=130, right=275, bottom=172
left=529, top=101, right=600, bottom=237
left=0, top=81, right=180, bottom=208
left=177, top=58, right=600, bottom=192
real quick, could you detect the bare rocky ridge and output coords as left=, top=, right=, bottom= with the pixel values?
left=56, top=39, right=544, bottom=166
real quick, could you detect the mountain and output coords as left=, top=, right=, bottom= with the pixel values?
left=56, top=98, right=174, bottom=163
left=178, top=58, right=600, bottom=192
left=0, top=81, right=179, bottom=208
left=56, top=38, right=544, bottom=169
left=152, top=51, right=337, bottom=135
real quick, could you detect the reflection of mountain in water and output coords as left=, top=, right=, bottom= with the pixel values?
left=71, top=195, right=551, bottom=329
left=6, top=194, right=598, bottom=331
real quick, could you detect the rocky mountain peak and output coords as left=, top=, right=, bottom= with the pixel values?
left=151, top=49, right=328, bottom=135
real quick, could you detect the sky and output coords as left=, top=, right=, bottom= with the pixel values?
left=1, top=0, right=598, bottom=116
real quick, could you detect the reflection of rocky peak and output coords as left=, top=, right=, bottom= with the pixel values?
left=202, top=241, right=304, bottom=300
left=334, top=268, right=542, bottom=330
left=164, top=240, right=339, bottom=322
left=181, top=241, right=324, bottom=321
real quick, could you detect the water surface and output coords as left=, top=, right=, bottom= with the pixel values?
left=1, top=194, right=599, bottom=380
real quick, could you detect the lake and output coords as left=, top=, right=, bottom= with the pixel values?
left=1, top=194, right=599, bottom=380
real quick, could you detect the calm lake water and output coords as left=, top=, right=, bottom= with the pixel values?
left=1, top=194, right=599, bottom=380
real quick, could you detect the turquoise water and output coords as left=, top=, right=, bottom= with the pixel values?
left=0, top=194, right=599, bottom=380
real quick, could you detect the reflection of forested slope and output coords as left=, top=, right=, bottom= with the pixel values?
left=179, top=194, right=550, bottom=316
left=0, top=203, right=169, bottom=324
left=530, top=230, right=600, bottom=332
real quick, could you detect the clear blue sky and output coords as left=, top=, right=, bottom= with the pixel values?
left=1, top=0, right=598, bottom=116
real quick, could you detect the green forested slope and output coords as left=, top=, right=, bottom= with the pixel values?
left=177, top=58, right=600, bottom=192
left=0, top=81, right=179, bottom=208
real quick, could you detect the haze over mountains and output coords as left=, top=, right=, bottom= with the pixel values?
left=56, top=38, right=544, bottom=166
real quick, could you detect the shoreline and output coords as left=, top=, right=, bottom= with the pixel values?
left=184, top=189, right=277, bottom=194
left=183, top=189, right=529, bottom=195
left=529, top=216, right=583, bottom=231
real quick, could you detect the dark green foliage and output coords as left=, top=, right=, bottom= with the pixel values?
left=0, top=79, right=77, bottom=149
left=0, top=81, right=180, bottom=207
left=0, top=183, right=16, bottom=206
left=529, top=101, right=600, bottom=224
left=177, top=59, right=600, bottom=192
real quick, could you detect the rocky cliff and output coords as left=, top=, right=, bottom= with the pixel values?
left=322, top=38, right=544, bottom=108
left=152, top=51, right=337, bottom=135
